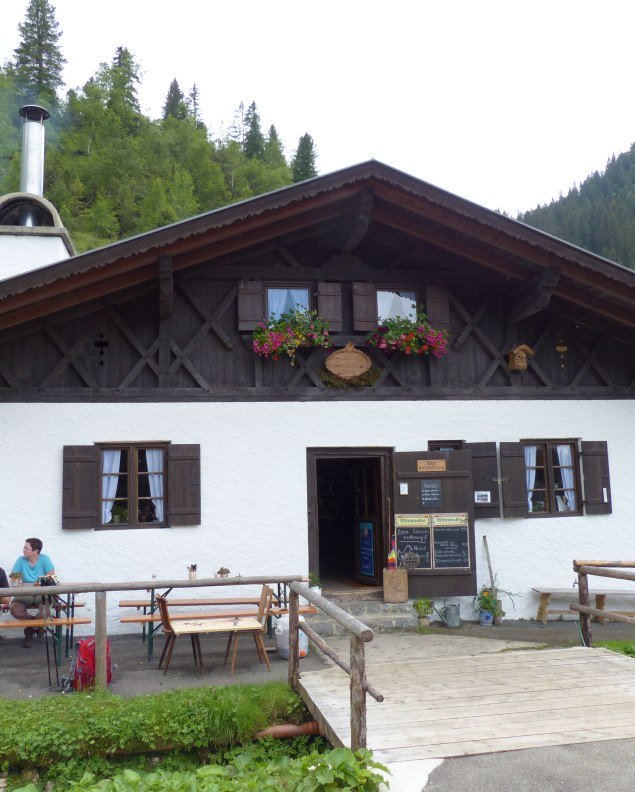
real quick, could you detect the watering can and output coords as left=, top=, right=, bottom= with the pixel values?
left=434, top=601, right=461, bottom=628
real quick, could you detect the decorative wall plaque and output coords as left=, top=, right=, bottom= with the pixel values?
left=324, top=342, right=372, bottom=380
left=416, top=459, right=447, bottom=472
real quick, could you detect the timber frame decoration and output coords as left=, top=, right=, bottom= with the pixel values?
left=0, top=160, right=633, bottom=402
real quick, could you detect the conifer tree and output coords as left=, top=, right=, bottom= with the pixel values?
left=243, top=101, right=265, bottom=159
left=188, top=83, right=201, bottom=126
left=162, top=78, right=188, bottom=121
left=292, top=133, right=317, bottom=182
left=13, top=0, right=66, bottom=103
left=264, top=125, right=286, bottom=169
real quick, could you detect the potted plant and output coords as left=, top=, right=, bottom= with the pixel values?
left=251, top=308, right=332, bottom=365
left=308, top=572, right=322, bottom=598
left=412, top=597, right=434, bottom=627
left=474, top=585, right=507, bottom=626
left=365, top=312, right=449, bottom=358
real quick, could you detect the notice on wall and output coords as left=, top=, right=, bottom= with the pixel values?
left=420, top=479, right=442, bottom=508
left=417, top=459, right=447, bottom=473
left=474, top=490, right=492, bottom=504
left=395, top=512, right=469, bottom=570
left=359, top=521, right=375, bottom=577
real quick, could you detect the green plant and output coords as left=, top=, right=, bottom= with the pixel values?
left=251, top=308, right=332, bottom=365
left=474, top=585, right=502, bottom=615
left=308, top=573, right=321, bottom=588
left=412, top=597, right=434, bottom=619
left=365, top=312, right=449, bottom=358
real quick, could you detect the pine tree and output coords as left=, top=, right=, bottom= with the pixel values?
left=264, top=125, right=286, bottom=169
left=188, top=83, right=201, bottom=126
left=243, top=101, right=265, bottom=160
left=107, top=47, right=140, bottom=116
left=13, top=0, right=66, bottom=104
left=292, top=133, right=317, bottom=182
left=162, top=78, right=188, bottom=121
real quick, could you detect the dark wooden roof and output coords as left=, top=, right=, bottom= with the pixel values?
left=0, top=160, right=634, bottom=332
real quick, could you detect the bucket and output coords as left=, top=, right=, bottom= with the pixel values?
left=275, top=614, right=309, bottom=659
left=441, top=603, right=461, bottom=628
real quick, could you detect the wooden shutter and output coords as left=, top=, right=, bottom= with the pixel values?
left=581, top=441, right=612, bottom=515
left=168, top=444, right=201, bottom=526
left=353, top=282, right=377, bottom=331
left=62, top=445, right=99, bottom=529
left=465, top=442, right=501, bottom=518
left=500, top=442, right=528, bottom=518
left=425, top=286, right=451, bottom=333
left=237, top=280, right=265, bottom=330
left=317, top=282, right=342, bottom=331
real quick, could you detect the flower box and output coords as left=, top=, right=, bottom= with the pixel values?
left=365, top=312, right=449, bottom=358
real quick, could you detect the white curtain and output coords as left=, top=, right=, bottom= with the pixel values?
left=101, top=449, right=121, bottom=524
left=556, top=444, right=577, bottom=511
left=268, top=288, right=308, bottom=319
left=145, top=449, right=164, bottom=522
left=524, top=445, right=537, bottom=512
left=377, top=290, right=416, bottom=321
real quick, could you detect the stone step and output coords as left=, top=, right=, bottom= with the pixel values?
left=304, top=596, right=418, bottom=637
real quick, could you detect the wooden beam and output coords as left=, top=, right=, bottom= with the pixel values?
left=340, top=190, right=373, bottom=254
left=505, top=267, right=560, bottom=323
left=158, top=255, right=173, bottom=319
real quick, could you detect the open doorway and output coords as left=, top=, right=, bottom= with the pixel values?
left=307, top=448, right=392, bottom=590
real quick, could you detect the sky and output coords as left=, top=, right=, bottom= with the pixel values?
left=1, top=0, right=634, bottom=216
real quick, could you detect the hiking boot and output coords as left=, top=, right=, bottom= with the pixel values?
left=22, top=627, right=34, bottom=648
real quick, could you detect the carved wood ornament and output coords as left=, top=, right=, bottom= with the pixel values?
left=325, top=343, right=372, bottom=380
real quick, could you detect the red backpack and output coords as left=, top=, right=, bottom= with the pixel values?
left=72, top=637, right=112, bottom=691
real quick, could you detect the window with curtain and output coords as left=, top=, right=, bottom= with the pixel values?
left=523, top=440, right=580, bottom=515
left=99, top=444, right=166, bottom=527
left=266, top=286, right=310, bottom=319
left=377, top=289, right=417, bottom=322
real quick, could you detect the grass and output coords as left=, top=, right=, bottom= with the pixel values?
left=594, top=640, right=635, bottom=657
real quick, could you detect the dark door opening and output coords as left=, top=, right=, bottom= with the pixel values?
left=307, top=449, right=392, bottom=587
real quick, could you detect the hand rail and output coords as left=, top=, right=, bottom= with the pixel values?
left=288, top=581, right=383, bottom=750
left=571, top=561, right=635, bottom=646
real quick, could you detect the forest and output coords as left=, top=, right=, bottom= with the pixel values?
left=1, top=0, right=633, bottom=269
left=0, top=0, right=317, bottom=252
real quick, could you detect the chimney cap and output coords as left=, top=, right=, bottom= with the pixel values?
left=19, top=104, right=50, bottom=122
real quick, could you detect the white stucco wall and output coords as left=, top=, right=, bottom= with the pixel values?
left=0, top=400, right=633, bottom=634
left=0, top=234, right=70, bottom=280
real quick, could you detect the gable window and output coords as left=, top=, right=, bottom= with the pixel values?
left=100, top=444, right=166, bottom=527
left=377, top=289, right=417, bottom=322
left=62, top=444, right=201, bottom=530
left=267, top=286, right=310, bottom=319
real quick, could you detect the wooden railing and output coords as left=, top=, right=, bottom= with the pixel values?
left=288, top=582, right=383, bottom=750
left=571, top=561, right=635, bottom=646
left=0, top=575, right=304, bottom=690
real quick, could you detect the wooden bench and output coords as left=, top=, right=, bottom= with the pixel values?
left=120, top=605, right=317, bottom=625
left=532, top=587, right=635, bottom=624
left=119, top=596, right=267, bottom=609
left=0, top=616, right=91, bottom=630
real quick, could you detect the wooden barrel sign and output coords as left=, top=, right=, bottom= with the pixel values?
left=325, top=343, right=372, bottom=380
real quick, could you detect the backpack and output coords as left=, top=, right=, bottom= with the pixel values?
left=72, top=637, right=112, bottom=691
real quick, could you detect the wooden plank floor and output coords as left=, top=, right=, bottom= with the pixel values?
left=298, top=647, right=635, bottom=761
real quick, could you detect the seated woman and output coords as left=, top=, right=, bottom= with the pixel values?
left=10, top=538, right=55, bottom=648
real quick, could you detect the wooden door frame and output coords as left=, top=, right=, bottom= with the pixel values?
left=306, top=447, right=393, bottom=581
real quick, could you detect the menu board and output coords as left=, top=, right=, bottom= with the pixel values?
left=420, top=479, right=442, bottom=508
left=359, top=521, right=375, bottom=577
left=394, top=512, right=469, bottom=570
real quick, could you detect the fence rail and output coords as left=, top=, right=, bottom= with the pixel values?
left=571, top=560, right=635, bottom=646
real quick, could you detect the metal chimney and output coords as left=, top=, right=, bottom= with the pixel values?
left=18, top=104, right=50, bottom=226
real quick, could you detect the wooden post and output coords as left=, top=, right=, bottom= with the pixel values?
left=578, top=570, right=592, bottom=647
left=95, top=591, right=108, bottom=689
left=287, top=588, right=300, bottom=690
left=350, top=635, right=367, bottom=750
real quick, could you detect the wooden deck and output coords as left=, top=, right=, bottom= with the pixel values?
left=298, top=647, right=635, bottom=762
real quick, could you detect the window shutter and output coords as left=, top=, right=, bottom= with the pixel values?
left=425, top=286, right=451, bottom=333
left=353, top=282, right=377, bottom=331
left=168, top=444, right=201, bottom=526
left=465, top=442, right=501, bottom=518
left=237, top=280, right=265, bottom=330
left=317, top=282, right=342, bottom=331
left=581, top=441, right=612, bottom=515
left=62, top=445, right=99, bottom=529
left=500, top=442, right=528, bottom=518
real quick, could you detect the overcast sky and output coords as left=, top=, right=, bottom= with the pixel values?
left=1, top=0, right=633, bottom=215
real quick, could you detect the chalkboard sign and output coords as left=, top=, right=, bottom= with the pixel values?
left=433, top=524, right=469, bottom=568
left=397, top=526, right=431, bottom=569
left=420, top=479, right=442, bottom=508
left=359, top=522, right=375, bottom=577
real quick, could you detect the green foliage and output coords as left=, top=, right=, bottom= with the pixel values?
left=292, top=133, right=318, bottom=182
left=519, top=143, right=635, bottom=270
left=412, top=597, right=434, bottom=618
left=162, top=79, right=189, bottom=121
left=0, top=682, right=304, bottom=768
left=243, top=101, right=265, bottom=160
left=13, top=0, right=66, bottom=104
left=365, top=313, right=449, bottom=358
left=595, top=640, right=635, bottom=658
left=10, top=747, right=386, bottom=791
left=474, top=586, right=499, bottom=614
left=251, top=309, right=332, bottom=365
